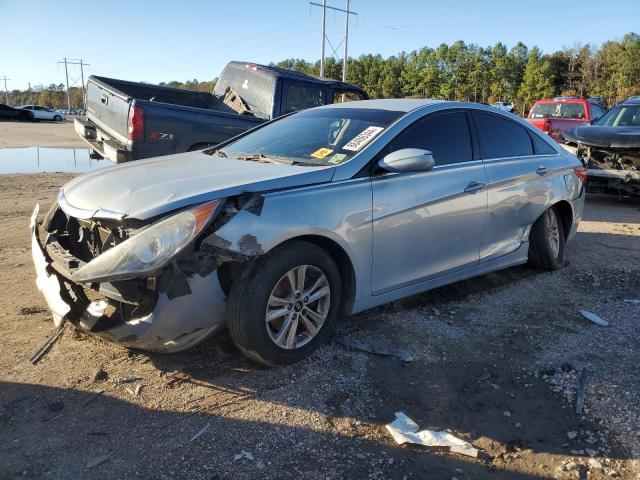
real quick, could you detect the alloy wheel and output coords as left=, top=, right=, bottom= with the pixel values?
left=545, top=209, right=560, bottom=257
left=265, top=265, right=330, bottom=349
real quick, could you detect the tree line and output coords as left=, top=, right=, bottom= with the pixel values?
left=273, top=32, right=640, bottom=114
left=5, top=33, right=638, bottom=115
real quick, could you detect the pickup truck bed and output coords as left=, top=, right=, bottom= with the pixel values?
left=76, top=61, right=367, bottom=163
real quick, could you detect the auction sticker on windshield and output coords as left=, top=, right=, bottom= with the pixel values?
left=327, top=153, right=347, bottom=164
left=310, top=147, right=334, bottom=159
left=342, top=126, right=384, bottom=152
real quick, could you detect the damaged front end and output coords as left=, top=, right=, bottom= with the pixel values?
left=572, top=144, right=640, bottom=195
left=30, top=193, right=262, bottom=353
left=563, top=128, right=640, bottom=196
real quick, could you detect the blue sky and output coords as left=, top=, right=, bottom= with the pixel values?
left=1, top=0, right=639, bottom=90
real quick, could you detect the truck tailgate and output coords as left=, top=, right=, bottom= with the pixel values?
left=86, top=77, right=131, bottom=142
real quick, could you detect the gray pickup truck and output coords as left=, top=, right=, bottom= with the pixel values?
left=74, top=61, right=367, bottom=163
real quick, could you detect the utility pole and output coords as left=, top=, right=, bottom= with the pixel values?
left=62, top=58, right=71, bottom=110
left=58, top=58, right=90, bottom=110
left=342, top=0, right=349, bottom=82
left=320, top=0, right=326, bottom=77
left=310, top=1, right=358, bottom=79
left=0, top=76, right=9, bottom=104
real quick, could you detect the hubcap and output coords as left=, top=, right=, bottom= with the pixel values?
left=545, top=209, right=560, bottom=257
left=265, top=265, right=331, bottom=350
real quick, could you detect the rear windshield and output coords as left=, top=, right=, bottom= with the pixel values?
left=216, top=108, right=404, bottom=166
left=595, top=104, right=640, bottom=127
left=530, top=102, right=586, bottom=119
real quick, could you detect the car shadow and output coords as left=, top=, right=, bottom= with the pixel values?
left=0, top=380, right=622, bottom=479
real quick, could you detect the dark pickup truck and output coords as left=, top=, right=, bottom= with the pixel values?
left=74, top=61, right=368, bottom=163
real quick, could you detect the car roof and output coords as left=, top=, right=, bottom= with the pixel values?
left=318, top=98, right=447, bottom=112
left=535, top=97, right=586, bottom=104
left=621, top=97, right=640, bottom=105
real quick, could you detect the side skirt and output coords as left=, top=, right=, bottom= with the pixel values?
left=352, top=242, right=529, bottom=314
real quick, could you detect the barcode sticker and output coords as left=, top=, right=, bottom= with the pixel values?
left=342, top=126, right=384, bottom=152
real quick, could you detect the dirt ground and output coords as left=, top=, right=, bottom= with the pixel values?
left=0, top=120, right=85, bottom=148
left=1, top=173, right=639, bottom=480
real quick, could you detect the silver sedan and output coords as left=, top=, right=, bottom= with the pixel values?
left=31, top=99, right=586, bottom=365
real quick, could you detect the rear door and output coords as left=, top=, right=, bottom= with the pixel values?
left=371, top=109, right=488, bottom=294
left=472, top=110, right=559, bottom=262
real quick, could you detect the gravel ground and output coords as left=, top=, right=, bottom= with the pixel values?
left=0, top=119, right=85, bottom=148
left=0, top=173, right=639, bottom=479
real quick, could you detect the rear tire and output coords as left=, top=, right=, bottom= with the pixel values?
left=528, top=206, right=566, bottom=270
left=226, top=240, right=342, bottom=366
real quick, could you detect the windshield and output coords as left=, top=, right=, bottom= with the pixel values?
left=530, top=102, right=585, bottom=119
left=595, top=104, right=640, bottom=127
left=213, top=108, right=404, bottom=166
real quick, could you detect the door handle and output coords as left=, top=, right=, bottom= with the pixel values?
left=464, top=181, right=486, bottom=193
left=536, top=166, right=548, bottom=176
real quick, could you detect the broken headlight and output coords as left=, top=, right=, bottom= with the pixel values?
left=71, top=201, right=219, bottom=283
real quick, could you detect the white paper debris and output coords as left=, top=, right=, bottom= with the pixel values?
left=385, top=412, right=479, bottom=458
left=580, top=310, right=608, bottom=326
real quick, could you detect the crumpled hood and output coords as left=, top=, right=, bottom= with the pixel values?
left=61, top=151, right=334, bottom=220
left=563, top=126, right=640, bottom=149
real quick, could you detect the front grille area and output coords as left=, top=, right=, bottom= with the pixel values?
left=41, top=204, right=157, bottom=329
left=45, top=204, right=129, bottom=263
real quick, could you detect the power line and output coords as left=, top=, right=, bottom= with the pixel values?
left=310, top=1, right=358, bottom=80
left=0, top=76, right=9, bottom=104
left=57, top=58, right=90, bottom=110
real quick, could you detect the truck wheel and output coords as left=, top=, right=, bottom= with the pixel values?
left=226, top=240, right=342, bottom=366
left=528, top=207, right=566, bottom=271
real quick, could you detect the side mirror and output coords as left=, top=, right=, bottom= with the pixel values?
left=378, top=148, right=436, bottom=173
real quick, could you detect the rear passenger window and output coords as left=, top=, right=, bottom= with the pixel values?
left=388, top=111, right=473, bottom=166
left=531, top=133, right=557, bottom=155
left=473, top=112, right=534, bottom=159
left=285, top=85, right=326, bottom=113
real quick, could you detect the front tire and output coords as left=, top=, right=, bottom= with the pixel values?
left=528, top=207, right=566, bottom=270
left=53, top=115, right=62, bottom=122
left=226, top=240, right=342, bottom=366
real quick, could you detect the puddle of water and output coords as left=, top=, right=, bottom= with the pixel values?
left=0, top=147, right=112, bottom=174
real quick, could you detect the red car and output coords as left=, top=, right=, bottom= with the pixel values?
left=527, top=97, right=606, bottom=142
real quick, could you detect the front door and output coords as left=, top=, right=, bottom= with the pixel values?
left=371, top=110, right=488, bottom=294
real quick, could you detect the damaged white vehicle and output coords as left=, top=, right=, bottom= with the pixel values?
left=32, top=100, right=586, bottom=365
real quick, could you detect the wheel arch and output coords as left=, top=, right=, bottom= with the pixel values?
left=550, top=200, right=574, bottom=240
left=274, top=234, right=357, bottom=317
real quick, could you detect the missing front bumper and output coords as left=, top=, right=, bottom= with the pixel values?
left=30, top=204, right=228, bottom=353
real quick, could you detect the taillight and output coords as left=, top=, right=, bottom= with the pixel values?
left=128, top=106, right=145, bottom=141
left=574, top=167, right=588, bottom=183
left=542, top=118, right=551, bottom=134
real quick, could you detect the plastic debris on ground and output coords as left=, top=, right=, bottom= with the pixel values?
left=86, top=452, right=113, bottom=469
left=234, top=450, right=254, bottom=461
left=580, top=310, right=608, bottom=326
left=338, top=337, right=413, bottom=362
left=385, top=412, right=479, bottom=458
left=190, top=422, right=211, bottom=442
